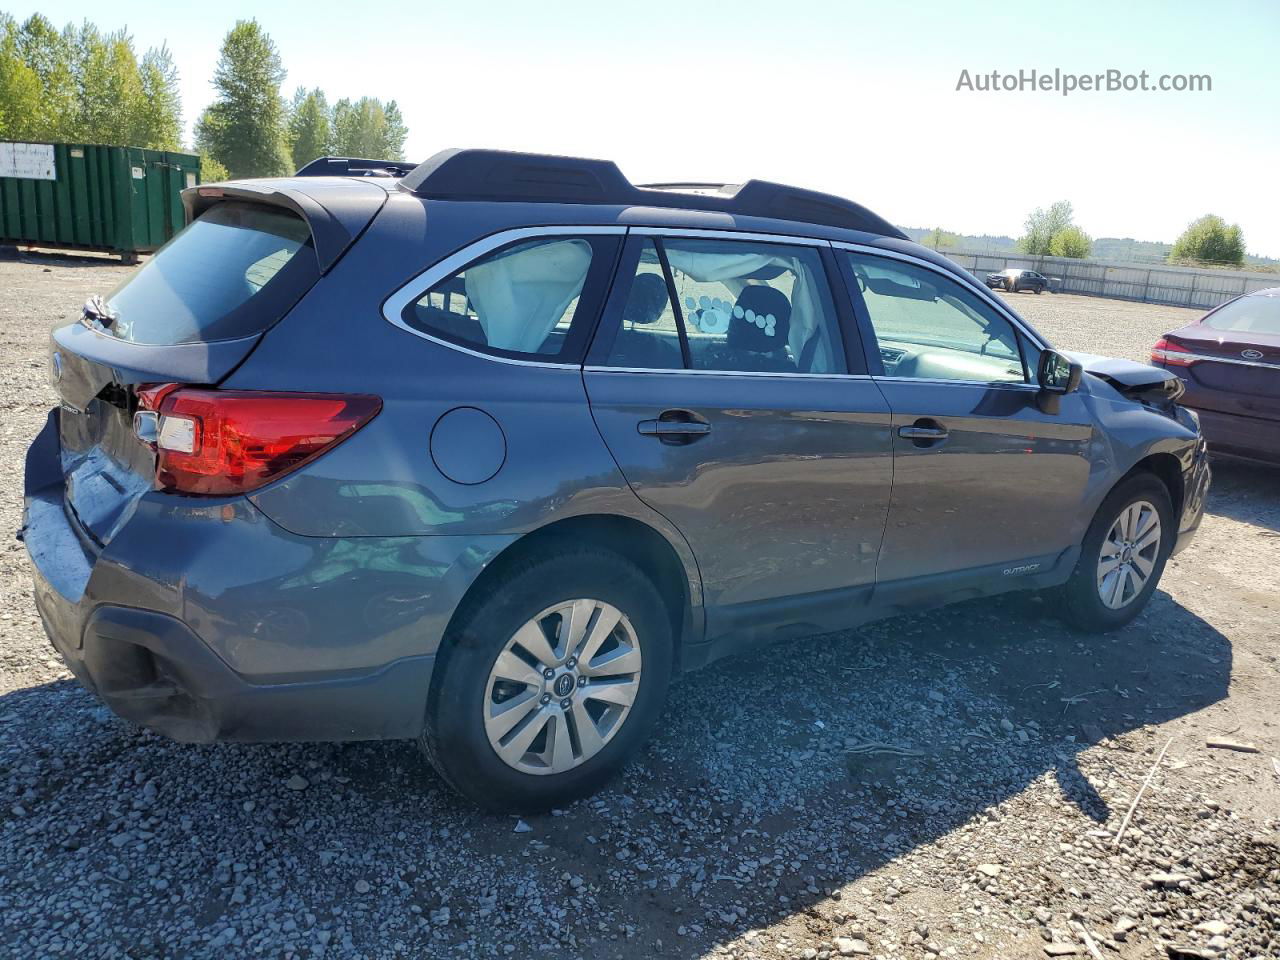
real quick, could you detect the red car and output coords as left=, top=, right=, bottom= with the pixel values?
left=1152, top=287, right=1280, bottom=464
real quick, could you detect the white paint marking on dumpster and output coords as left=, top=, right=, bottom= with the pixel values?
left=0, top=142, right=56, bottom=180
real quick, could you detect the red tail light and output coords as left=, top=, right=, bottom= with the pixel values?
left=136, top=386, right=381, bottom=496
left=1151, top=337, right=1194, bottom=367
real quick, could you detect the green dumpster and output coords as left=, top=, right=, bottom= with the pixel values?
left=0, top=142, right=200, bottom=262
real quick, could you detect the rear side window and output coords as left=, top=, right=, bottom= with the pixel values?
left=601, top=237, right=846, bottom=375
left=402, top=236, right=615, bottom=361
left=105, top=202, right=319, bottom=344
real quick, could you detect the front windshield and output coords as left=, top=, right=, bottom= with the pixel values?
left=1203, top=294, right=1280, bottom=336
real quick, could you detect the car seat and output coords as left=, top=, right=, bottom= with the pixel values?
left=612, top=273, right=681, bottom=368
left=706, top=285, right=795, bottom=373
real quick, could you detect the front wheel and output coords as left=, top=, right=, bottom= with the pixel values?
left=420, top=549, right=673, bottom=812
left=1058, top=474, right=1174, bottom=632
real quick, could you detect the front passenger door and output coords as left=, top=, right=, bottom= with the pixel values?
left=838, top=249, right=1094, bottom=586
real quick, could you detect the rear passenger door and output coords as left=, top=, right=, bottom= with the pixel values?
left=583, top=231, right=893, bottom=639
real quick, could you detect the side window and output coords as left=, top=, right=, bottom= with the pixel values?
left=402, top=236, right=598, bottom=360
left=603, top=241, right=684, bottom=370
left=844, top=252, right=1027, bottom=383
left=603, top=237, right=845, bottom=375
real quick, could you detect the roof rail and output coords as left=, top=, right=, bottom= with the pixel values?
left=399, top=148, right=905, bottom=239
left=295, top=156, right=419, bottom=179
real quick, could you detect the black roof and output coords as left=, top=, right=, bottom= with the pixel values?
left=386, top=148, right=905, bottom=239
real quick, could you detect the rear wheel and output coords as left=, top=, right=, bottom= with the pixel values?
left=1059, top=474, right=1174, bottom=632
left=420, top=549, right=673, bottom=812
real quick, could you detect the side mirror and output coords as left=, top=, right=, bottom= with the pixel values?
left=1036, top=350, right=1082, bottom=413
left=1038, top=350, right=1082, bottom=394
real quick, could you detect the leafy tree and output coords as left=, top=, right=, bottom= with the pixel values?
left=0, top=15, right=43, bottom=140
left=14, top=14, right=77, bottom=139
left=922, top=226, right=959, bottom=250
left=1019, top=201, right=1075, bottom=256
left=1048, top=225, right=1091, bottom=259
left=287, top=87, right=330, bottom=170
left=196, top=20, right=290, bottom=178
left=77, top=27, right=147, bottom=147
left=135, top=44, right=182, bottom=150
left=331, top=96, right=407, bottom=159
left=1169, top=215, right=1245, bottom=266
left=199, top=150, right=230, bottom=182
left=382, top=100, right=407, bottom=159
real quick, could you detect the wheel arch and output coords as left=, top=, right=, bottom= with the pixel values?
left=1123, top=451, right=1185, bottom=521
left=436, top=514, right=699, bottom=681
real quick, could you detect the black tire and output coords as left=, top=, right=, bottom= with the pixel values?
left=420, top=548, right=673, bottom=812
left=1058, top=473, right=1175, bottom=632
left=1034, top=284, right=1043, bottom=294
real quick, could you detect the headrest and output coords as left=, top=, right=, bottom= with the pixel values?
left=624, top=273, right=669, bottom=325
left=728, top=285, right=791, bottom=353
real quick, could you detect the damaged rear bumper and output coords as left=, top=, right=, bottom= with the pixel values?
left=21, top=409, right=503, bottom=744
left=34, top=597, right=434, bottom=743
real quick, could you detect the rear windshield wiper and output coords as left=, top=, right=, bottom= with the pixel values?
left=81, top=295, right=118, bottom=332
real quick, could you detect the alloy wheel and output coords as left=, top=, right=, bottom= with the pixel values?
left=1096, top=500, right=1162, bottom=609
left=482, top=599, right=642, bottom=775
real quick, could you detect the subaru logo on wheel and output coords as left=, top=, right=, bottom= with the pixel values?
left=1242, top=348, right=1264, bottom=360
left=553, top=674, right=575, bottom=698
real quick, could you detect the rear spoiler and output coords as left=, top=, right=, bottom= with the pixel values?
left=181, top=179, right=389, bottom=273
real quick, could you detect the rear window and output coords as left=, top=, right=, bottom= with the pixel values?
left=1203, top=294, right=1280, bottom=336
left=400, top=235, right=616, bottom=361
left=103, top=202, right=319, bottom=344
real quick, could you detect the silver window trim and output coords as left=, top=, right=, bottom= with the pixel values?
left=606, top=226, right=853, bottom=378
left=382, top=225, right=627, bottom=368
left=830, top=240, right=1052, bottom=353
left=585, top=365, right=873, bottom=381
left=872, top=376, right=1040, bottom=391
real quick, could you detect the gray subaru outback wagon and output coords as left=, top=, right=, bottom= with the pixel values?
left=23, top=149, right=1210, bottom=811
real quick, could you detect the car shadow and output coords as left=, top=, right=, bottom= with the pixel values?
left=0, top=589, right=1230, bottom=958
left=1204, top=457, right=1280, bottom=533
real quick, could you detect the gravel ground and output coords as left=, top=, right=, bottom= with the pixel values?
left=1, top=258, right=1277, bottom=960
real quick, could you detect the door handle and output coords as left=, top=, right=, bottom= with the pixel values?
left=637, top=411, right=711, bottom=444
left=897, top=419, right=949, bottom=447
left=897, top=425, right=948, bottom=440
